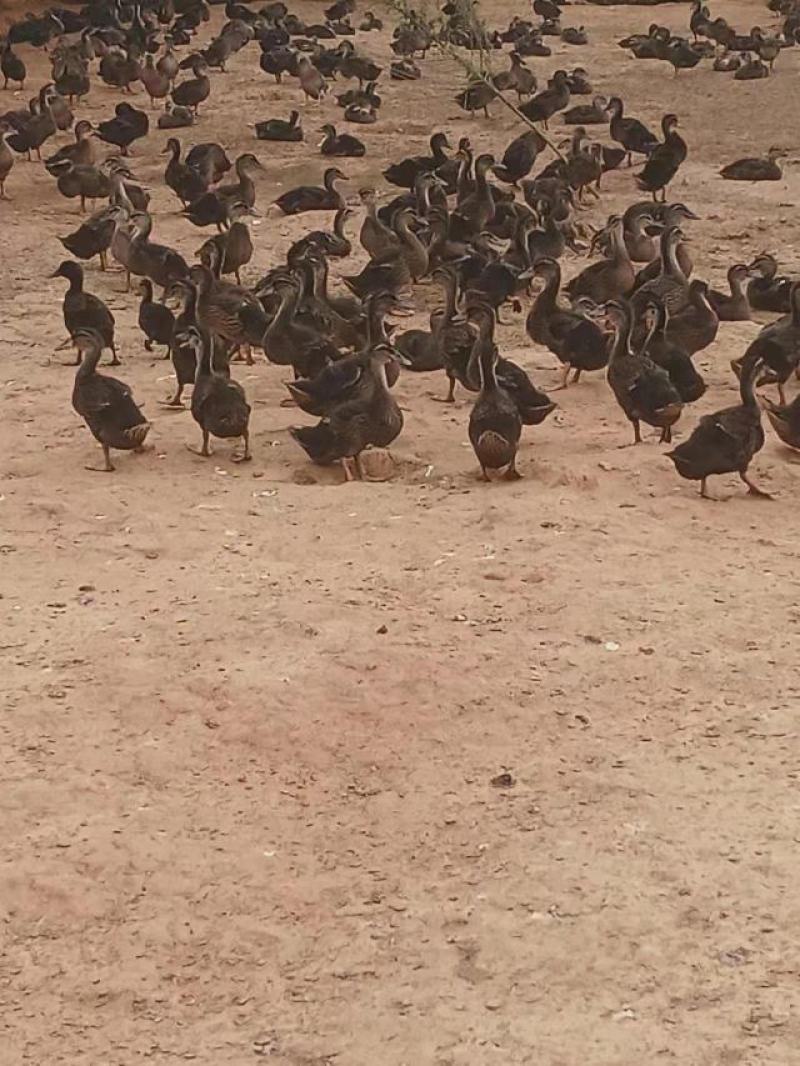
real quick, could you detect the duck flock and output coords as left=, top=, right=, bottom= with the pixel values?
left=2, top=0, right=800, bottom=496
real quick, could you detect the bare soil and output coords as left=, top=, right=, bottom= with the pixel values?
left=2, top=2, right=800, bottom=1063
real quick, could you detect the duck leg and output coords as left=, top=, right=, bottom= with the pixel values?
left=187, top=429, right=212, bottom=457
left=740, top=471, right=773, bottom=499
left=86, top=443, right=114, bottom=473
left=433, top=373, right=456, bottom=404
left=108, top=344, right=120, bottom=366
left=659, top=425, right=672, bottom=444
left=160, top=383, right=185, bottom=407
left=232, top=429, right=252, bottom=463
left=341, top=457, right=355, bottom=481
left=503, top=458, right=522, bottom=481
left=550, top=363, right=572, bottom=391
left=632, top=419, right=642, bottom=444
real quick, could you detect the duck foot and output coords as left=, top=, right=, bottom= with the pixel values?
left=503, top=462, right=522, bottom=481
left=740, top=472, right=773, bottom=498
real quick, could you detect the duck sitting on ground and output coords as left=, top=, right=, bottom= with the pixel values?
left=747, top=253, right=792, bottom=313
left=319, top=124, right=365, bottom=157
left=255, top=110, right=304, bottom=142
left=720, top=148, right=784, bottom=181
left=274, top=166, right=347, bottom=215
left=707, top=263, right=753, bottom=320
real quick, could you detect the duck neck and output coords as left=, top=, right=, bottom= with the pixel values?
left=75, top=340, right=103, bottom=378
left=366, top=300, right=389, bottom=345
left=791, top=285, right=800, bottom=326
left=470, top=316, right=497, bottom=390
left=738, top=352, right=761, bottom=409
left=536, top=266, right=560, bottom=313
left=608, top=307, right=634, bottom=364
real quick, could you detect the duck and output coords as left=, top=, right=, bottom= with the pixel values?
left=6, top=84, right=56, bottom=160
left=493, top=127, right=547, bottom=184
left=662, top=279, right=719, bottom=356
left=1, top=39, right=26, bottom=90
left=99, top=45, right=142, bottom=93
left=760, top=393, right=800, bottom=450
left=383, top=133, right=451, bottom=189
left=559, top=23, right=586, bottom=44
left=527, top=257, right=609, bottom=388
left=337, top=43, right=382, bottom=85
left=171, top=55, right=211, bottom=114
left=213, top=152, right=264, bottom=209
left=713, top=52, right=741, bottom=72
left=393, top=309, right=447, bottom=373
left=137, top=278, right=175, bottom=355
left=96, top=102, right=149, bottom=156
left=44, top=120, right=96, bottom=171
left=734, top=281, right=800, bottom=403
left=631, top=224, right=691, bottom=316
left=161, top=279, right=203, bottom=408
left=157, top=41, right=180, bottom=85
left=50, top=159, right=111, bottom=213
left=288, top=207, right=353, bottom=262
left=274, top=166, right=347, bottom=215
left=128, top=213, right=189, bottom=292
left=493, top=51, right=537, bottom=98
left=297, top=54, right=328, bottom=102
left=467, top=305, right=523, bottom=481
left=58, top=204, right=123, bottom=270
left=664, top=38, right=703, bottom=74
left=636, top=114, right=687, bottom=202
left=562, top=95, right=608, bottom=125
left=163, top=137, right=208, bottom=206
left=639, top=296, right=706, bottom=403
left=191, top=263, right=269, bottom=365
left=0, top=122, right=14, bottom=198
left=51, top=260, right=118, bottom=364
left=720, top=148, right=784, bottom=182
left=520, top=69, right=570, bottom=127
left=565, top=215, right=635, bottom=302
left=747, top=253, right=792, bottom=313
left=141, top=53, right=171, bottom=106
left=360, top=10, right=383, bottom=31
left=319, top=124, right=365, bottom=158
left=667, top=351, right=769, bottom=499
left=157, top=102, right=195, bottom=130
left=197, top=201, right=256, bottom=285
left=605, top=96, right=659, bottom=165
left=289, top=346, right=403, bottom=480
left=255, top=110, right=303, bottom=142
left=707, top=264, right=753, bottom=321
left=186, top=142, right=232, bottom=185
left=390, top=58, right=421, bottom=80
left=178, top=326, right=252, bottom=462
left=455, top=80, right=496, bottom=118
left=71, top=328, right=150, bottom=472
left=566, top=66, right=592, bottom=94
left=599, top=299, right=683, bottom=443
left=734, top=53, right=769, bottom=80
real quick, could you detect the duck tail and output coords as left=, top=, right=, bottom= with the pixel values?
left=126, top=421, right=151, bottom=446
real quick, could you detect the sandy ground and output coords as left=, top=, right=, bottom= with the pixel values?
left=3, top=1, right=800, bottom=1063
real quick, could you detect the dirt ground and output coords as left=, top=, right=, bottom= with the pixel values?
left=2, top=1, right=800, bottom=1063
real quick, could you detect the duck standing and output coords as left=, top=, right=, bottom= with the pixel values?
left=71, top=328, right=150, bottom=472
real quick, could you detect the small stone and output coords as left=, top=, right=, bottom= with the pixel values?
left=376, top=624, right=388, bottom=634
left=490, top=772, right=515, bottom=789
